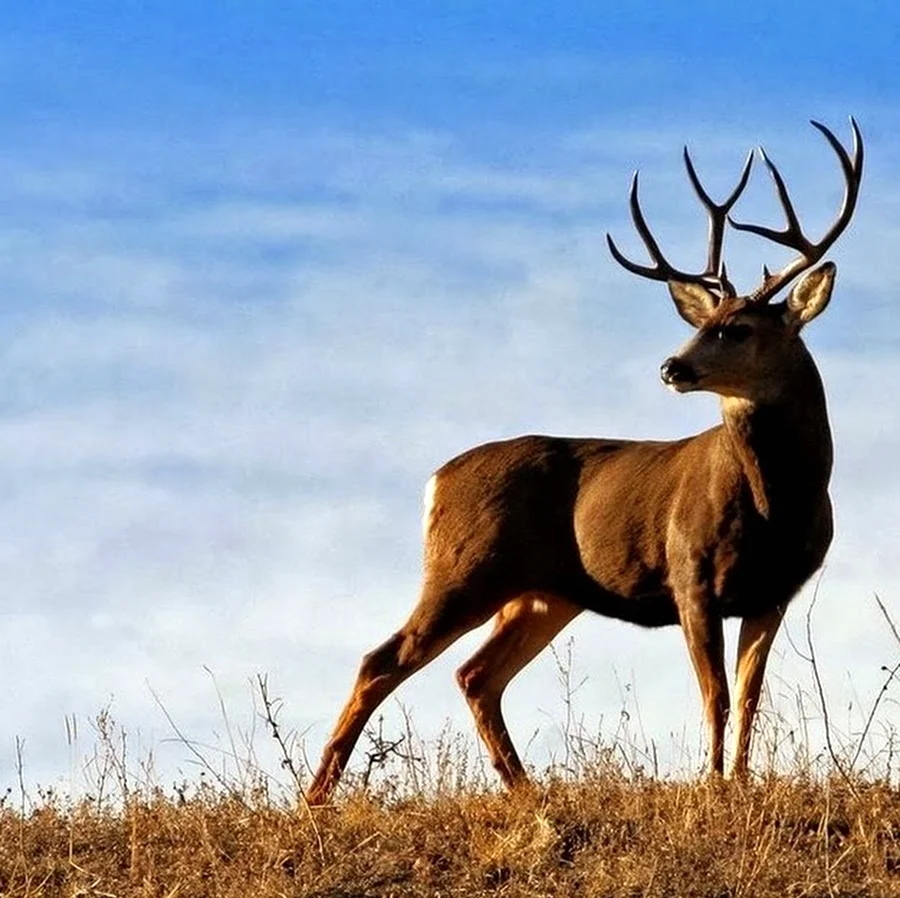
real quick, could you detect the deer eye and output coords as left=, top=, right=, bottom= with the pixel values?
left=716, top=324, right=752, bottom=343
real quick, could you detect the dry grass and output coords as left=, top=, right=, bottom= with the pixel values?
left=4, top=700, right=900, bottom=898
left=4, top=767, right=900, bottom=897
left=4, top=603, right=900, bottom=898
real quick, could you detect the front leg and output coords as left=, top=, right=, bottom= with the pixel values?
left=679, top=600, right=729, bottom=776
left=729, top=605, right=784, bottom=778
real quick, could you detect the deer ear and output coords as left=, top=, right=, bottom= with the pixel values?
left=783, top=262, right=836, bottom=331
left=668, top=281, right=718, bottom=328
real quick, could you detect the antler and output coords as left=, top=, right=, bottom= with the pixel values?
left=730, top=117, right=864, bottom=304
left=606, top=148, right=754, bottom=298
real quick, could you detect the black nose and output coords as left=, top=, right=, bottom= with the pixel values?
left=660, top=356, right=697, bottom=386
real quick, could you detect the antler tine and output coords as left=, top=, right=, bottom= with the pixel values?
left=606, top=171, right=712, bottom=284
left=607, top=151, right=755, bottom=292
left=809, top=115, right=864, bottom=254
left=683, top=147, right=754, bottom=278
left=718, top=261, right=737, bottom=298
left=729, top=148, right=807, bottom=249
left=730, top=117, right=864, bottom=303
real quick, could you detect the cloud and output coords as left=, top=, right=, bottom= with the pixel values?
left=0, top=113, right=897, bottom=791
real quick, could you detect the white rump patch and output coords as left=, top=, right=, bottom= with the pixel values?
left=422, top=474, right=438, bottom=538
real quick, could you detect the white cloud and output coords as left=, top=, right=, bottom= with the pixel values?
left=0, top=114, right=898, bottom=792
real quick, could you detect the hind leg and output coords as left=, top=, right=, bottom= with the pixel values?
left=456, top=592, right=581, bottom=789
left=305, top=581, right=504, bottom=806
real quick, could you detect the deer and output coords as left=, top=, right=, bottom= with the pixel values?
left=306, top=118, right=863, bottom=805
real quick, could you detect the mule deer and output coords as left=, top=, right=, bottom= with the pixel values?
left=306, top=119, right=863, bottom=804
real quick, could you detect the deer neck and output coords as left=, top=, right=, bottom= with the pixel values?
left=719, top=351, right=832, bottom=520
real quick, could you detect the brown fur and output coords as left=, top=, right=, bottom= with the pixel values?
left=307, top=117, right=862, bottom=802
left=305, top=266, right=839, bottom=804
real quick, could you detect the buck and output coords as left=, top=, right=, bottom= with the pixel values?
left=306, top=119, right=863, bottom=805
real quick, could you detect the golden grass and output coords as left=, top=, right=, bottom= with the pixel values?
left=5, top=606, right=900, bottom=898
left=3, top=770, right=900, bottom=897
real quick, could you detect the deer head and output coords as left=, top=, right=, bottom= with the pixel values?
left=607, top=119, right=863, bottom=403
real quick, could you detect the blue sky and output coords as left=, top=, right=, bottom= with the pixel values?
left=4, top=2, right=898, bottom=138
left=1, top=2, right=899, bottom=793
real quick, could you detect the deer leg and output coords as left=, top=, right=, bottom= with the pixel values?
left=679, top=604, right=729, bottom=776
left=728, top=605, right=784, bottom=779
left=455, top=592, right=581, bottom=789
left=305, top=583, right=502, bottom=806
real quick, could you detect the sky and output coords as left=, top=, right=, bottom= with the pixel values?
left=1, top=1, right=899, bottom=796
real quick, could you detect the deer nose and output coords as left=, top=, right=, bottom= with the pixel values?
left=660, top=357, right=698, bottom=386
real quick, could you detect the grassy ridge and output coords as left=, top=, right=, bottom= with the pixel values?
left=4, top=612, right=899, bottom=898
left=3, top=772, right=900, bottom=897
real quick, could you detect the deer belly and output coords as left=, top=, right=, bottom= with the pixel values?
left=575, top=546, right=678, bottom=627
left=575, top=579, right=679, bottom=627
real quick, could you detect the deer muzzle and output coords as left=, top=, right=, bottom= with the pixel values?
left=660, top=356, right=699, bottom=390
